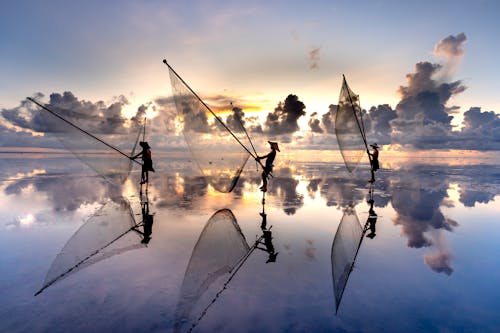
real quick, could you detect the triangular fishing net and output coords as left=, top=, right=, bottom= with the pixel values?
left=33, top=99, right=142, bottom=184
left=168, top=67, right=251, bottom=193
left=35, top=197, right=143, bottom=295
left=335, top=77, right=367, bottom=173
left=331, top=207, right=363, bottom=313
left=175, top=209, right=250, bottom=331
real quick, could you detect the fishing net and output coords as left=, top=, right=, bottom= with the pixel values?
left=331, top=207, right=363, bottom=313
left=33, top=99, right=142, bottom=184
left=35, top=197, right=143, bottom=295
left=335, top=77, right=367, bottom=173
left=175, top=209, right=250, bottom=331
left=168, top=67, right=251, bottom=193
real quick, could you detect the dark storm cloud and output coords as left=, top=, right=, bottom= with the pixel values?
left=434, top=33, right=467, bottom=58
left=264, top=94, right=306, bottom=135
left=308, top=47, right=320, bottom=70
left=308, top=112, right=323, bottom=133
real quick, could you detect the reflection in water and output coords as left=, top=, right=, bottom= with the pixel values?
left=34, top=197, right=145, bottom=295
left=174, top=209, right=251, bottom=333
left=389, top=166, right=458, bottom=275
left=256, top=193, right=278, bottom=263
left=331, top=184, right=378, bottom=313
left=175, top=194, right=278, bottom=332
left=1, top=156, right=500, bottom=331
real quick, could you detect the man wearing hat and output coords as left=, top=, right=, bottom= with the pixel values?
left=255, top=141, right=280, bottom=192
left=132, top=141, right=155, bottom=184
left=368, top=143, right=379, bottom=183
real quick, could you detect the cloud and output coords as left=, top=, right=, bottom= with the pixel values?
left=308, top=47, right=320, bottom=70
left=321, top=104, right=337, bottom=134
left=434, top=33, right=467, bottom=58
left=390, top=61, right=466, bottom=148
left=455, top=107, right=500, bottom=150
left=226, top=105, right=246, bottom=132
left=264, top=94, right=306, bottom=135
left=308, top=112, right=323, bottom=133
left=365, top=104, right=397, bottom=145
left=1, top=92, right=148, bottom=136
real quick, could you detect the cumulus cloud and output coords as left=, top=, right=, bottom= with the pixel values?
left=308, top=47, right=320, bottom=70
left=434, top=33, right=467, bottom=58
left=1, top=92, right=148, bottom=136
left=321, top=104, right=337, bottom=134
left=390, top=61, right=466, bottom=148
left=264, top=94, right=306, bottom=135
left=455, top=107, right=500, bottom=150
left=308, top=112, right=323, bottom=133
left=365, top=104, right=397, bottom=145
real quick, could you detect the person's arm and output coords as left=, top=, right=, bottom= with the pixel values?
left=256, top=152, right=270, bottom=161
left=131, top=151, right=142, bottom=160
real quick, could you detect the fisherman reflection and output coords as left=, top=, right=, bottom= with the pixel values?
left=368, top=143, right=379, bottom=183
left=132, top=141, right=155, bottom=185
left=133, top=193, right=154, bottom=244
left=255, top=193, right=278, bottom=263
left=365, top=185, right=378, bottom=239
left=256, top=141, right=279, bottom=192
left=365, top=199, right=378, bottom=239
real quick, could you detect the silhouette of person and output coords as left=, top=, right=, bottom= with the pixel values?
left=256, top=141, right=279, bottom=192
left=132, top=141, right=155, bottom=184
left=133, top=198, right=154, bottom=244
left=365, top=199, right=377, bottom=239
left=141, top=200, right=154, bottom=244
left=256, top=198, right=278, bottom=263
left=368, top=143, right=379, bottom=183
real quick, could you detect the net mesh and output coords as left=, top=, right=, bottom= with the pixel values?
left=331, top=207, right=363, bottom=312
left=35, top=197, right=142, bottom=295
left=175, top=209, right=250, bottom=331
left=335, top=77, right=367, bottom=173
left=35, top=103, right=141, bottom=184
left=168, top=68, right=250, bottom=193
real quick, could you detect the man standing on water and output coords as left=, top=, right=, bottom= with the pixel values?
left=256, top=141, right=279, bottom=192
left=368, top=143, right=379, bottom=183
left=132, top=141, right=155, bottom=184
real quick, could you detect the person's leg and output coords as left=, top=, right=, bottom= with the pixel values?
left=261, top=171, right=268, bottom=191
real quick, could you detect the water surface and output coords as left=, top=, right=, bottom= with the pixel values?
left=1, top=153, right=499, bottom=333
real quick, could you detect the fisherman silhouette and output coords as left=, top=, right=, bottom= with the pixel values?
left=365, top=200, right=378, bottom=239
left=256, top=141, right=279, bottom=192
left=368, top=143, right=380, bottom=183
left=256, top=192, right=278, bottom=263
left=132, top=141, right=155, bottom=185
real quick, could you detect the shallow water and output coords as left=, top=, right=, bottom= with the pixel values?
left=1, top=153, right=499, bottom=333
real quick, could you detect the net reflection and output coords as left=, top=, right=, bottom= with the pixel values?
left=34, top=181, right=154, bottom=295
left=331, top=183, right=378, bottom=314
left=175, top=192, right=278, bottom=333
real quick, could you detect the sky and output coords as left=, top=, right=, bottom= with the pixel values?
left=1, top=0, right=499, bottom=151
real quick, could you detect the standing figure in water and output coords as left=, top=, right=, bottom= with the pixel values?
left=132, top=141, right=155, bottom=184
left=256, top=141, right=279, bottom=192
left=368, top=143, right=379, bottom=183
